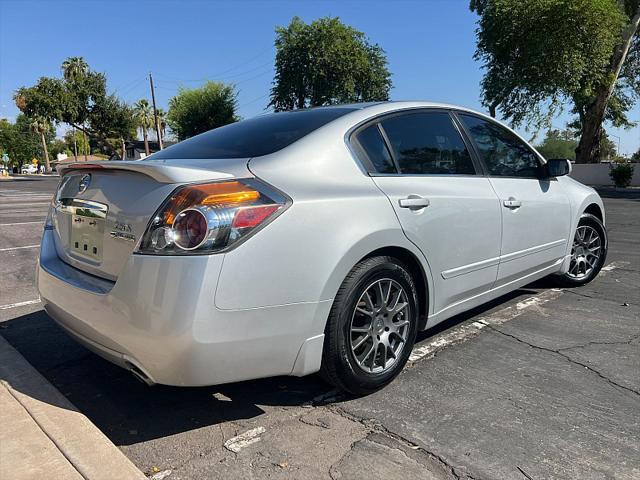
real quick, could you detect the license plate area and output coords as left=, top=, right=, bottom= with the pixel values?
left=56, top=199, right=108, bottom=263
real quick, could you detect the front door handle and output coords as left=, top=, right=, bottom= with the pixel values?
left=503, top=197, right=522, bottom=209
left=399, top=196, right=430, bottom=210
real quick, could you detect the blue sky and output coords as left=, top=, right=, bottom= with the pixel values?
left=0, top=0, right=638, bottom=155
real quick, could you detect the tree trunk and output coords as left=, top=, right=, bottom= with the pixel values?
left=143, top=126, right=150, bottom=156
left=68, top=122, right=117, bottom=158
left=39, top=132, right=50, bottom=173
left=121, top=138, right=127, bottom=160
left=575, top=7, right=640, bottom=163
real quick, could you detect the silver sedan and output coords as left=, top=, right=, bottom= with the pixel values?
left=39, top=102, right=607, bottom=394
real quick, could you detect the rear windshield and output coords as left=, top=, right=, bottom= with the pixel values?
left=147, top=107, right=356, bottom=160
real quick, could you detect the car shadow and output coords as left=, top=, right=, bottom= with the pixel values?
left=0, top=280, right=555, bottom=447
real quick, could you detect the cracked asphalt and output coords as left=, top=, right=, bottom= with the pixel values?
left=1, top=177, right=638, bottom=480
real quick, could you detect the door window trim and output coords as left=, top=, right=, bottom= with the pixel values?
left=451, top=110, right=547, bottom=180
left=346, top=107, right=484, bottom=178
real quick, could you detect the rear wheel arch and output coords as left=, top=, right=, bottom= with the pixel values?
left=360, top=246, right=430, bottom=330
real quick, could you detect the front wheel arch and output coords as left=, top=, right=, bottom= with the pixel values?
left=555, top=213, right=608, bottom=286
left=584, top=203, right=604, bottom=223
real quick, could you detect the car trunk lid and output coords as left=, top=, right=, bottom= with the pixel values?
left=53, top=159, right=252, bottom=280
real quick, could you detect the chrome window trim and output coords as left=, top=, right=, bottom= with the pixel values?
left=344, top=106, right=483, bottom=178
left=452, top=110, right=548, bottom=180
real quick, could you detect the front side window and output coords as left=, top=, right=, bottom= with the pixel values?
left=380, top=112, right=476, bottom=175
left=458, top=114, right=541, bottom=178
left=353, top=124, right=396, bottom=174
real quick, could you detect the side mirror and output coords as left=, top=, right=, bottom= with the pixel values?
left=544, top=158, right=572, bottom=178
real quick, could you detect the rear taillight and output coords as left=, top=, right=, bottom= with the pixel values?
left=137, top=179, right=289, bottom=255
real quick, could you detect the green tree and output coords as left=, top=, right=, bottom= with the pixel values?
left=63, top=129, right=90, bottom=158
left=15, top=57, right=136, bottom=156
left=470, top=0, right=640, bottom=163
left=270, top=16, right=392, bottom=111
left=49, top=138, right=69, bottom=158
left=632, top=148, right=640, bottom=161
left=62, top=57, right=89, bottom=81
left=155, top=108, right=167, bottom=142
left=0, top=115, right=50, bottom=167
left=167, top=81, right=238, bottom=140
left=29, top=116, right=52, bottom=172
left=536, top=129, right=579, bottom=160
left=599, top=132, right=618, bottom=159
left=134, top=99, right=154, bottom=155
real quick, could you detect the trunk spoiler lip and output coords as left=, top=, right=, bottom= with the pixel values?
left=58, top=159, right=252, bottom=184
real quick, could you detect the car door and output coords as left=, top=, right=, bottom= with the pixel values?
left=456, top=113, right=572, bottom=285
left=352, top=110, right=502, bottom=315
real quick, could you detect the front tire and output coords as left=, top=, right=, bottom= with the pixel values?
left=320, top=256, right=419, bottom=395
left=554, top=213, right=607, bottom=287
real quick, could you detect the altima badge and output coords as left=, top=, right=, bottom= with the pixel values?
left=110, top=221, right=136, bottom=242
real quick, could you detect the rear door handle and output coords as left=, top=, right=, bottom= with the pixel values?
left=503, top=197, right=522, bottom=209
left=399, top=196, right=430, bottom=210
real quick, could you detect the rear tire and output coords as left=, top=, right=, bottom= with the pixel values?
left=320, top=256, right=419, bottom=395
left=554, top=213, right=607, bottom=287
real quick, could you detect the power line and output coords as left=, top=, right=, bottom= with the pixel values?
left=112, top=75, right=148, bottom=95
left=154, top=45, right=273, bottom=84
left=238, top=92, right=270, bottom=109
left=234, top=68, right=273, bottom=86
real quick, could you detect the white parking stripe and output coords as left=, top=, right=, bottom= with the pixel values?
left=0, top=193, right=52, bottom=198
left=407, top=259, right=624, bottom=364
left=0, top=245, right=40, bottom=252
left=0, top=202, right=51, bottom=206
left=601, top=262, right=624, bottom=272
left=408, top=288, right=563, bottom=363
left=0, top=210, right=50, bottom=214
left=0, top=298, right=41, bottom=310
left=0, top=221, right=43, bottom=226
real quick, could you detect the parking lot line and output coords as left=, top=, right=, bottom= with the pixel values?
left=0, top=221, right=44, bottom=226
left=0, top=298, right=41, bottom=310
left=0, top=202, right=51, bottom=207
left=408, top=288, right=564, bottom=363
left=0, top=245, right=40, bottom=252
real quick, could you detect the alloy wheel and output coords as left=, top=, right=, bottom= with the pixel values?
left=349, top=278, right=411, bottom=373
left=567, top=225, right=602, bottom=279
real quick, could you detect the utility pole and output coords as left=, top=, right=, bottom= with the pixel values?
left=83, top=125, right=88, bottom=161
left=73, top=127, right=78, bottom=161
left=149, top=72, right=163, bottom=150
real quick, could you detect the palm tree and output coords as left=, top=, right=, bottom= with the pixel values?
left=155, top=107, right=167, bottom=147
left=133, top=99, right=154, bottom=156
left=29, top=117, right=51, bottom=173
left=61, top=57, right=89, bottom=81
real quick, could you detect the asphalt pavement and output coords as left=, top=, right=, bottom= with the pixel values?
left=0, top=176, right=638, bottom=480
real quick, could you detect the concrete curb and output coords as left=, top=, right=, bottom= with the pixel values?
left=0, top=335, right=145, bottom=480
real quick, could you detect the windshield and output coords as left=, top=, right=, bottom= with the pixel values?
left=147, top=107, right=356, bottom=160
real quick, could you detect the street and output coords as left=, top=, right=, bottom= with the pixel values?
left=0, top=176, right=638, bottom=479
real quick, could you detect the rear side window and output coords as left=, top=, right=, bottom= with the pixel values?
left=380, top=112, right=476, bottom=175
left=353, top=124, right=396, bottom=174
left=148, top=107, right=356, bottom=160
left=458, top=114, right=541, bottom=178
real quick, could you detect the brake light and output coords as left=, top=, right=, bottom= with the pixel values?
left=232, top=205, right=280, bottom=229
left=137, top=179, right=289, bottom=255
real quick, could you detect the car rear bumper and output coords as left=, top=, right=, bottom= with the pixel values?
left=37, top=228, right=330, bottom=386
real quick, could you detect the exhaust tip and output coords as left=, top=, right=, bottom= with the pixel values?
left=125, top=361, right=155, bottom=386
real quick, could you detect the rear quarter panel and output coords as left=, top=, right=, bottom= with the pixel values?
left=215, top=115, right=434, bottom=337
